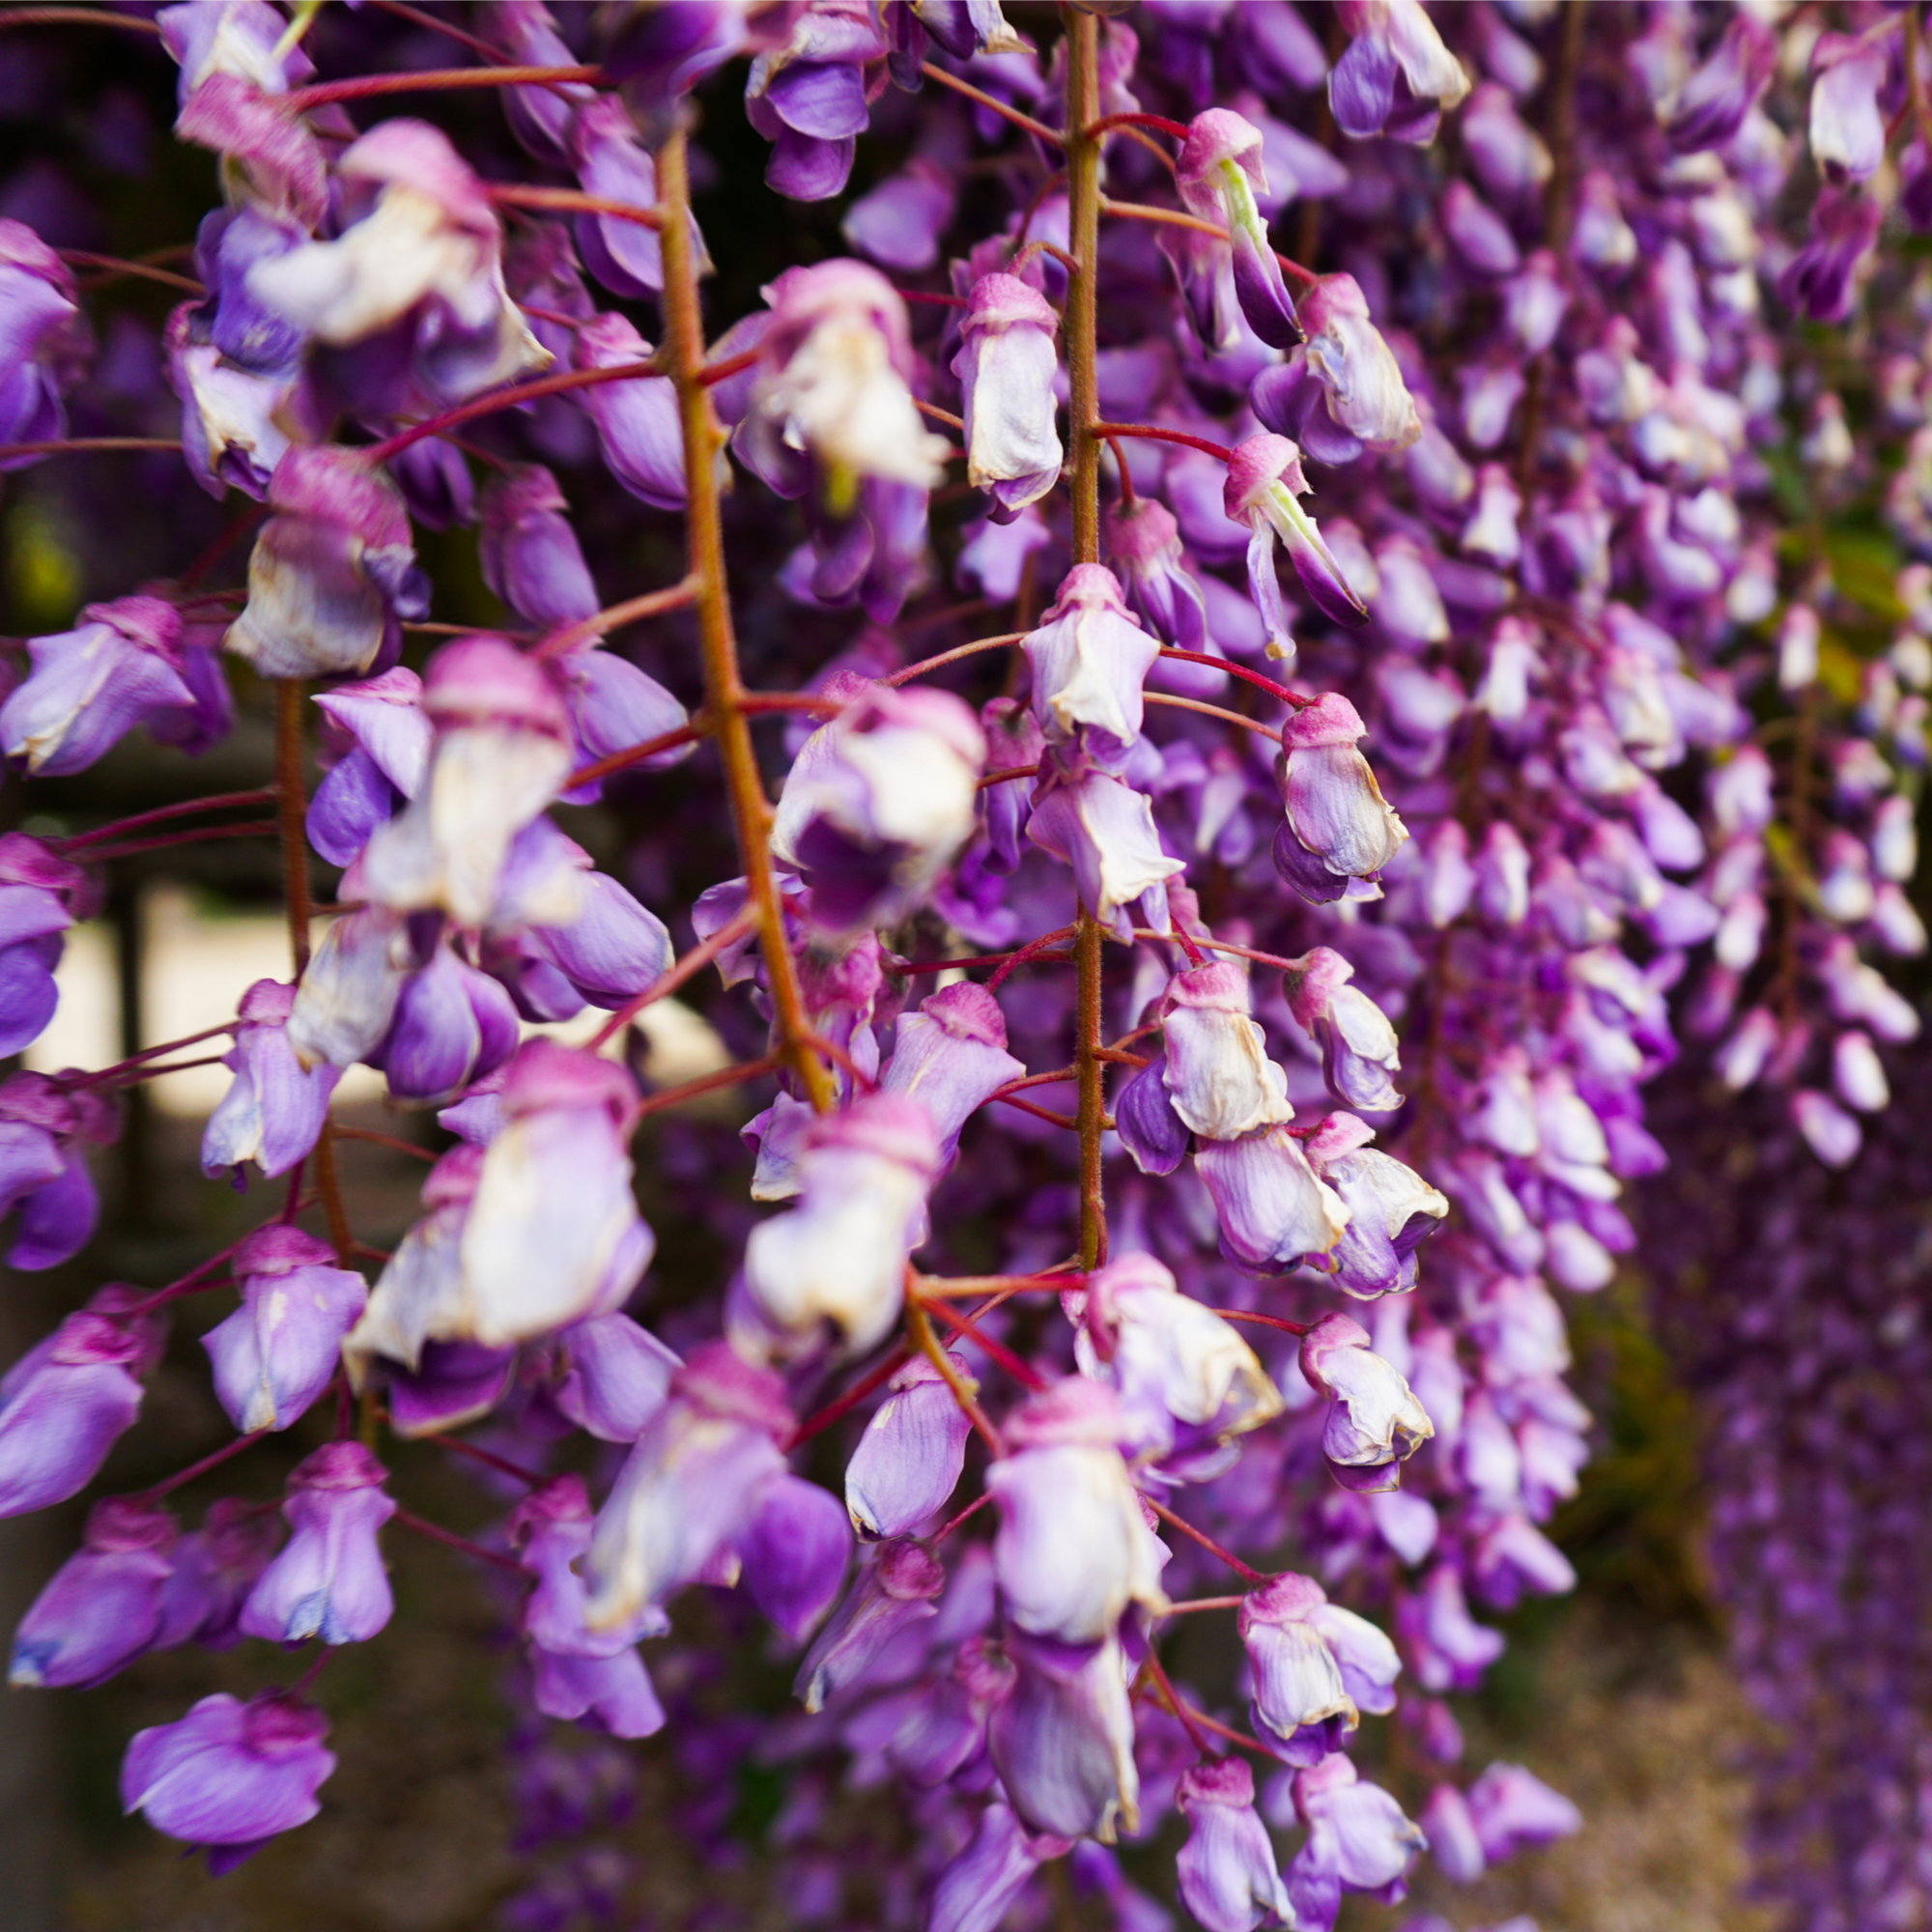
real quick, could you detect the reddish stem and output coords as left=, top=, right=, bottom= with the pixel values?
left=137, top=1429, right=270, bottom=1501
left=1144, top=1497, right=1265, bottom=1583
left=992, top=1092, right=1080, bottom=1129
left=0, top=437, right=182, bottom=462
left=788, top=1345, right=915, bottom=1447
left=74, top=819, right=280, bottom=864
left=563, top=716, right=710, bottom=792
left=987, top=923, right=1079, bottom=991
left=1144, top=692, right=1281, bottom=740
left=1141, top=1645, right=1216, bottom=1758
left=884, top=632, right=1027, bottom=687
left=977, top=762, right=1039, bottom=790
left=1090, top=421, right=1235, bottom=463
left=917, top=1294, right=1047, bottom=1390
left=928, top=1491, right=993, bottom=1544
left=286, top=64, right=600, bottom=112
left=180, top=503, right=269, bottom=589
left=365, top=357, right=660, bottom=464
left=1086, top=110, right=1190, bottom=142
left=0, top=8, right=162, bottom=32
left=331, top=1125, right=439, bottom=1163
left=915, top=397, right=966, bottom=432
left=633, top=1051, right=781, bottom=1121
left=1211, top=1308, right=1310, bottom=1338
left=57, top=787, right=278, bottom=850
left=65, top=1021, right=237, bottom=1088
left=697, top=345, right=763, bottom=387
left=533, top=577, right=700, bottom=659
left=1161, top=1595, right=1247, bottom=1614
left=424, top=1433, right=545, bottom=1488
left=899, top=288, right=971, bottom=309
left=591, top=901, right=756, bottom=1050
left=392, top=1507, right=525, bottom=1575
left=58, top=249, right=203, bottom=295
left=1105, top=436, right=1136, bottom=506
left=1155, top=647, right=1315, bottom=709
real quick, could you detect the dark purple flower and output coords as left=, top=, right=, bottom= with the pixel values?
left=795, top=1536, right=945, bottom=1711
left=0, top=835, right=91, bottom=1059
left=1666, top=13, right=1776, bottom=155
left=1175, top=109, right=1299, bottom=351
left=478, top=464, right=600, bottom=631
left=1327, top=0, right=1471, bottom=145
left=928, top=1802, right=1070, bottom=1932
left=744, top=2, right=889, bottom=202
left=576, top=310, right=686, bottom=510
left=0, top=1072, right=112, bottom=1270
left=736, top=1472, right=853, bottom=1643
left=1778, top=187, right=1882, bottom=325
left=0, top=1310, right=147, bottom=1519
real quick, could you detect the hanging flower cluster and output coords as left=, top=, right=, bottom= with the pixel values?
left=0, top=4, right=1925, bottom=1927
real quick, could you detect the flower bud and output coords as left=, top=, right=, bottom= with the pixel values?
left=121, top=1690, right=334, bottom=1871
left=1254, top=273, right=1420, bottom=464
left=1327, top=0, right=1471, bottom=145
left=740, top=1094, right=942, bottom=1358
left=1195, top=1124, right=1351, bottom=1273
left=0, top=1311, right=147, bottom=1518
left=11, top=1496, right=178, bottom=1689
left=1299, top=1311, right=1434, bottom=1491
left=202, top=1226, right=366, bottom=1435
left=1026, top=751, right=1186, bottom=943
left=736, top=1472, right=853, bottom=1644
left=953, top=272, right=1063, bottom=518
left=1283, top=948, right=1404, bottom=1111
left=845, top=1353, right=973, bottom=1540
left=478, top=464, right=600, bottom=630
left=1176, top=110, right=1299, bottom=351
left=988, top=1629, right=1140, bottom=1843
left=795, top=1537, right=945, bottom=1712
left=1274, top=695, right=1408, bottom=904
left=1023, top=564, right=1162, bottom=771
left=879, top=982, right=1026, bottom=1166
left=0, top=1072, right=113, bottom=1271
left=929, top=1802, right=1071, bottom=1932
left=1225, top=435, right=1370, bottom=652
left=987, top=1379, right=1169, bottom=1645
left=1, top=596, right=196, bottom=778
left=1176, top=1756, right=1294, bottom=1932
left=240, top=1441, right=396, bottom=1646
left=201, top=980, right=342, bottom=1180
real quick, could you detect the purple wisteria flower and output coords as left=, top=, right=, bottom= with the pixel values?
left=11, top=1496, right=178, bottom=1689
left=201, top=980, right=341, bottom=1180
left=241, top=1440, right=396, bottom=1647
left=953, top=272, right=1062, bottom=518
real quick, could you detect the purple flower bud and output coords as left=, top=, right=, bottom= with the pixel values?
left=154, top=1498, right=281, bottom=1653
left=385, top=1340, right=517, bottom=1438
left=1666, top=13, right=1775, bottom=155
left=1282, top=949, right=1401, bottom=1111
left=1419, top=1782, right=1485, bottom=1882
left=0, top=1310, right=146, bottom=1518
left=577, top=310, right=686, bottom=509
left=1793, top=1087, right=1861, bottom=1169
left=1077, top=1251, right=1282, bottom=1460
left=553, top=646, right=693, bottom=800
left=748, top=261, right=951, bottom=497
left=351, top=1041, right=650, bottom=1368
left=1260, top=273, right=1419, bottom=464
left=285, top=904, right=413, bottom=1071
left=1300, top=1311, right=1433, bottom=1490
left=584, top=1343, right=792, bottom=1634
left=479, top=464, right=600, bottom=630
left=1400, top=1563, right=1503, bottom=1693
left=772, top=681, right=985, bottom=930
left=0, top=835, right=90, bottom=1058
left=953, top=273, right=1063, bottom=518
left=880, top=982, right=1026, bottom=1164
left=929, top=1800, right=1070, bottom=1932
left=1273, top=696, right=1407, bottom=904
left=1236, top=1578, right=1345, bottom=1748
left=1, top=596, right=195, bottom=779
left=0, top=220, right=84, bottom=466
left=549, top=1312, right=680, bottom=1443
left=248, top=119, right=546, bottom=401
left=1470, top=1510, right=1576, bottom=1606
left=1195, top=1124, right=1350, bottom=1273
left=360, top=639, right=575, bottom=926
left=1105, top=497, right=1210, bottom=656
left=1023, top=565, right=1161, bottom=771
left=745, top=4, right=887, bottom=200
left=1176, top=111, right=1298, bottom=350
left=1778, top=186, right=1882, bottom=326
left=988, top=1628, right=1140, bottom=1843
left=1027, top=750, right=1185, bottom=943
left=842, top=159, right=957, bottom=273
left=566, top=95, right=682, bottom=298
left=509, top=1477, right=667, bottom=1738
left=1114, top=1050, right=1191, bottom=1178
left=1176, top=1756, right=1293, bottom=1932
left=226, top=447, right=426, bottom=680
left=202, top=1225, right=365, bottom=1435
left=0, top=1073, right=110, bottom=1271
left=11, top=1496, right=177, bottom=1689
left=240, top=1441, right=395, bottom=1646
left=200, top=979, right=340, bottom=1180
left=844, top=1353, right=973, bottom=1538
left=1328, top=0, right=1470, bottom=145
left=156, top=2, right=313, bottom=101
left=122, top=1690, right=334, bottom=1868
left=795, top=1537, right=945, bottom=1712
left=1226, top=434, right=1369, bottom=646
left=737, top=1471, right=853, bottom=1643
left=741, top=1094, right=942, bottom=1357
left=1317, top=1139, right=1448, bottom=1299
left=987, top=1379, right=1169, bottom=1645
left=373, top=942, right=521, bottom=1104
left=890, top=1633, right=1017, bottom=1788
left=1464, top=1761, right=1581, bottom=1861
left=165, top=298, right=294, bottom=501
left=1157, top=961, right=1293, bottom=1141
left=599, top=0, right=792, bottom=141
left=1286, top=1753, right=1425, bottom=1923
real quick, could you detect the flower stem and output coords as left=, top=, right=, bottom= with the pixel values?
left=0, top=7, right=162, bottom=32
left=365, top=358, right=660, bottom=464
left=285, top=64, right=599, bottom=112
left=392, top=1506, right=525, bottom=1575
left=883, top=632, right=1026, bottom=687
left=1145, top=691, right=1281, bottom=739
left=920, top=60, right=1065, bottom=146
left=658, top=130, right=837, bottom=1116
left=0, top=437, right=181, bottom=463
left=1211, top=1308, right=1310, bottom=1338
left=1144, top=1496, right=1265, bottom=1582
left=532, top=576, right=700, bottom=658
left=632, top=1050, right=781, bottom=1121
left=73, top=820, right=279, bottom=864
left=590, top=900, right=757, bottom=1050
left=1140, top=1645, right=1216, bottom=1758
left=787, top=1344, right=915, bottom=1448
left=1091, top=420, right=1235, bottom=463
left=57, top=249, right=203, bottom=295
left=137, top=1428, right=270, bottom=1501
left=915, top=1290, right=1046, bottom=1390
left=59, top=787, right=278, bottom=849
left=486, top=184, right=661, bottom=228
left=1155, top=647, right=1314, bottom=708
left=562, top=715, right=711, bottom=792
left=907, top=1293, right=1004, bottom=1457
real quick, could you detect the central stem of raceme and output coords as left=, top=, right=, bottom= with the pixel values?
left=274, top=680, right=353, bottom=1262
left=1065, top=9, right=1109, bottom=1274
left=656, top=130, right=836, bottom=1116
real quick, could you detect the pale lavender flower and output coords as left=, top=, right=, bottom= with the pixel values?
left=1023, top=564, right=1162, bottom=770
left=954, top=272, right=1062, bottom=518
left=241, top=1441, right=396, bottom=1647
left=202, top=1226, right=365, bottom=1435
left=845, top=1354, right=973, bottom=1538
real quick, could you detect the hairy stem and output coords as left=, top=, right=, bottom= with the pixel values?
left=657, top=131, right=836, bottom=1115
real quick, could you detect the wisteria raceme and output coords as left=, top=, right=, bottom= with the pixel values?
left=0, top=2, right=1926, bottom=1926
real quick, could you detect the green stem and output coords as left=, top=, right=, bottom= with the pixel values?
left=656, top=132, right=835, bottom=1116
